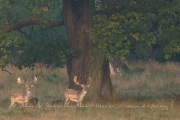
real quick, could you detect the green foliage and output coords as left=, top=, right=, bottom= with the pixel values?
left=1, top=0, right=179, bottom=69
left=92, top=12, right=157, bottom=59
left=29, top=0, right=63, bottom=20
left=91, top=0, right=180, bottom=61
left=0, top=32, right=27, bottom=67
left=0, top=0, right=70, bottom=69
left=164, top=40, right=180, bottom=60
left=16, top=27, right=69, bottom=69
left=92, top=14, right=130, bottom=59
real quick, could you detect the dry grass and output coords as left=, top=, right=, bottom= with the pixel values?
left=0, top=61, right=180, bottom=120
left=112, top=61, right=180, bottom=100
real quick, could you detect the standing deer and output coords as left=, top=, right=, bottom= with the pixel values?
left=64, top=76, right=91, bottom=107
left=9, top=76, right=38, bottom=109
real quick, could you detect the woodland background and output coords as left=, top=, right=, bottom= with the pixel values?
left=0, top=0, right=180, bottom=119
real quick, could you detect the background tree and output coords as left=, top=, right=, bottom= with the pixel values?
left=92, top=0, right=180, bottom=62
left=0, top=0, right=68, bottom=71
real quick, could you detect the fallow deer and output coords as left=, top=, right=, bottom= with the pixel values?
left=9, top=76, right=38, bottom=109
left=27, top=97, right=39, bottom=107
left=64, top=76, right=91, bottom=107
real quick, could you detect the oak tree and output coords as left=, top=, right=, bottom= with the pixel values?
left=0, top=0, right=179, bottom=101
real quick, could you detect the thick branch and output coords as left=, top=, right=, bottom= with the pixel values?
left=0, top=16, right=64, bottom=32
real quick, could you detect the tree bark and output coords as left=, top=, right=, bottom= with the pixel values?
left=62, top=0, right=118, bottom=102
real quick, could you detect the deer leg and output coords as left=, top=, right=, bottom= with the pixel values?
left=18, top=103, right=23, bottom=108
left=66, top=100, right=71, bottom=106
left=79, top=102, right=82, bottom=107
left=77, top=102, right=79, bottom=107
left=64, top=98, right=69, bottom=107
left=77, top=101, right=81, bottom=107
left=77, top=101, right=82, bottom=107
left=9, top=101, right=15, bottom=109
left=25, top=102, right=28, bottom=107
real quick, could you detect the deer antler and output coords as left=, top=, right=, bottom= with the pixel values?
left=30, top=76, right=38, bottom=87
left=73, top=76, right=81, bottom=85
left=73, top=76, right=92, bottom=86
left=86, top=77, right=91, bottom=87
left=34, top=76, right=38, bottom=84
left=17, top=77, right=24, bottom=85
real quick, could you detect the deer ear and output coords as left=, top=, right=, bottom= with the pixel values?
left=31, top=85, right=35, bottom=88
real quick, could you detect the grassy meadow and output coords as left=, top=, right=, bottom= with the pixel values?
left=0, top=61, right=180, bottom=120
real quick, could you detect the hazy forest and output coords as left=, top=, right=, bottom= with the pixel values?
left=0, top=0, right=180, bottom=119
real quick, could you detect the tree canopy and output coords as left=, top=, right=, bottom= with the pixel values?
left=92, top=0, right=180, bottom=61
left=0, top=0, right=180, bottom=70
left=0, top=0, right=68, bottom=69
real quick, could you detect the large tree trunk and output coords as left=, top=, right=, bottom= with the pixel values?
left=62, top=0, right=118, bottom=102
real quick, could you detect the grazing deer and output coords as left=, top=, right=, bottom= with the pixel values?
left=27, top=97, right=39, bottom=107
left=9, top=76, right=38, bottom=109
left=64, top=76, right=91, bottom=107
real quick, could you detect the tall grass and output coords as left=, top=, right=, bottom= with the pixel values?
left=0, top=61, right=180, bottom=120
left=112, top=61, right=180, bottom=100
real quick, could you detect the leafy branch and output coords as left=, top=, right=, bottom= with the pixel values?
left=0, top=16, right=64, bottom=33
